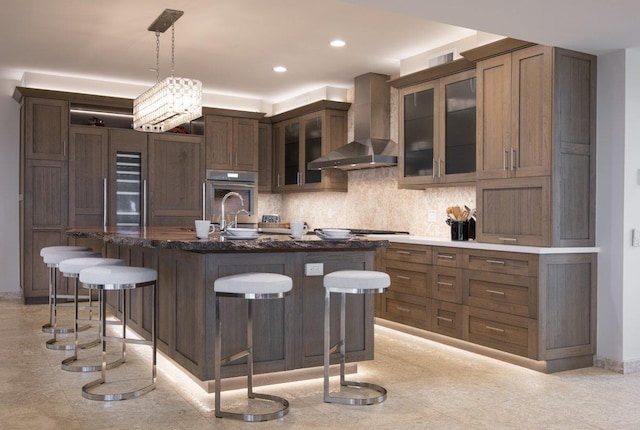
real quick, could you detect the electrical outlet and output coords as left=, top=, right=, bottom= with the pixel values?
left=305, top=263, right=324, bottom=276
left=427, top=210, right=437, bottom=222
left=633, top=228, right=640, bottom=247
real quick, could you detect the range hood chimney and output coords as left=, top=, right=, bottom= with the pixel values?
left=308, top=73, right=397, bottom=170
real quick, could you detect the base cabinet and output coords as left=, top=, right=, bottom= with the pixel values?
left=107, top=247, right=375, bottom=382
left=377, top=242, right=596, bottom=372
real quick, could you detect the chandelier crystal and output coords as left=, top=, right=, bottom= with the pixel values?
left=133, top=9, right=202, bottom=132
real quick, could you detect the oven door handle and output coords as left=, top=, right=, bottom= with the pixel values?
left=207, top=181, right=256, bottom=189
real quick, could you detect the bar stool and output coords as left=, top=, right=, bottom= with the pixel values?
left=58, top=257, right=126, bottom=372
left=40, top=246, right=90, bottom=334
left=42, top=250, right=101, bottom=350
left=214, top=272, right=292, bottom=422
left=79, top=265, right=157, bottom=401
left=323, top=270, right=390, bottom=405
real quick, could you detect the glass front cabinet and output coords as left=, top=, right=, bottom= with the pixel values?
left=398, top=69, right=477, bottom=188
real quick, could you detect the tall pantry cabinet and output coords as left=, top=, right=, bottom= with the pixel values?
left=473, top=44, right=596, bottom=247
left=20, top=97, right=69, bottom=302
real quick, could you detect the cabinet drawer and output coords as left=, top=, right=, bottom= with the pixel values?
left=432, top=247, right=461, bottom=268
left=431, top=267, right=462, bottom=303
left=387, top=266, right=429, bottom=298
left=385, top=243, right=431, bottom=265
left=464, top=270, right=537, bottom=318
left=431, top=300, right=462, bottom=339
left=382, top=294, right=430, bottom=330
left=464, top=306, right=537, bottom=359
left=463, top=249, right=538, bottom=277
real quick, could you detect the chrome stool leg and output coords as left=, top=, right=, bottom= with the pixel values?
left=214, top=293, right=289, bottom=421
left=324, top=289, right=387, bottom=405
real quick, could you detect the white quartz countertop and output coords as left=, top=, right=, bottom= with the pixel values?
left=365, top=235, right=600, bottom=255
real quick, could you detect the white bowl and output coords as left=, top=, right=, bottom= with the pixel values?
left=225, top=227, right=258, bottom=236
left=320, top=228, right=350, bottom=237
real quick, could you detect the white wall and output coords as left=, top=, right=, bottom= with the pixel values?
left=622, top=48, right=640, bottom=362
left=0, top=79, right=21, bottom=294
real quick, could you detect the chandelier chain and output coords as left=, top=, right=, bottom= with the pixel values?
left=155, top=32, right=160, bottom=83
left=171, top=24, right=175, bottom=77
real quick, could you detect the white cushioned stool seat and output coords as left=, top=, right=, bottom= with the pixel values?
left=80, top=266, right=157, bottom=288
left=41, top=246, right=90, bottom=257
left=214, top=272, right=292, bottom=295
left=323, top=270, right=390, bottom=292
left=43, top=251, right=101, bottom=266
left=59, top=258, right=125, bottom=276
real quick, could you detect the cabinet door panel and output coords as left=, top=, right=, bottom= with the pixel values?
left=258, top=122, right=272, bottom=192
left=148, top=134, right=204, bottom=226
left=69, top=126, right=108, bottom=226
left=233, top=118, right=259, bottom=171
left=205, top=115, right=233, bottom=170
left=431, top=267, right=463, bottom=304
left=476, top=177, right=551, bottom=246
left=431, top=300, right=462, bottom=338
left=464, top=269, right=537, bottom=318
left=476, top=55, right=511, bottom=179
left=25, top=98, right=69, bottom=160
left=512, top=45, right=553, bottom=177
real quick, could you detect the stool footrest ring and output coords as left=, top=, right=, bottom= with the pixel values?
left=215, top=392, right=289, bottom=422
left=324, top=380, right=387, bottom=405
left=81, top=378, right=156, bottom=401
left=62, top=355, right=125, bottom=373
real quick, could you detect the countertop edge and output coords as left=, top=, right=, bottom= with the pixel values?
left=368, top=235, right=600, bottom=254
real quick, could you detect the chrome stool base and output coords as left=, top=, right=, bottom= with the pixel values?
left=324, top=381, right=387, bottom=405
left=82, top=378, right=156, bottom=401
left=215, top=392, right=290, bottom=422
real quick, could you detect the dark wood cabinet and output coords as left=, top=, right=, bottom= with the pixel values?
left=475, top=45, right=596, bottom=247
left=24, top=98, right=68, bottom=161
left=377, top=242, right=597, bottom=372
left=69, top=126, right=108, bottom=227
left=148, top=133, right=205, bottom=226
left=205, top=114, right=259, bottom=172
left=397, top=69, right=476, bottom=188
left=271, top=102, right=349, bottom=192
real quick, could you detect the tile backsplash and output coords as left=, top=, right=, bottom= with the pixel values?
left=257, top=167, right=475, bottom=238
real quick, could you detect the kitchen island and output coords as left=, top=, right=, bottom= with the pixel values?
left=67, top=227, right=388, bottom=389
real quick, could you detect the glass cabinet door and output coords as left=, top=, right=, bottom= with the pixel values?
left=304, top=116, right=322, bottom=184
left=444, top=76, right=476, bottom=175
left=283, top=122, right=300, bottom=186
left=403, top=87, right=435, bottom=178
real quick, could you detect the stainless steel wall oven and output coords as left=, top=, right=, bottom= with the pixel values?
left=205, top=170, right=258, bottom=226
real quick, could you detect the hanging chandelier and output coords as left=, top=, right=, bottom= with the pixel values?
left=133, top=9, right=202, bottom=132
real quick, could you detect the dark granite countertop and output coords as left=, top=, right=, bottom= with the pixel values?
left=67, top=227, right=389, bottom=253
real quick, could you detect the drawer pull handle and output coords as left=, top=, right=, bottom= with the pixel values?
left=498, top=237, right=517, bottom=242
left=396, top=275, right=411, bottom=280
left=437, top=316, right=453, bottom=323
left=437, top=282, right=453, bottom=287
left=397, top=250, right=412, bottom=255
left=437, top=254, right=454, bottom=260
left=486, top=259, right=505, bottom=265
left=396, top=306, right=411, bottom=313
left=486, top=289, right=506, bottom=296
left=486, top=325, right=505, bottom=333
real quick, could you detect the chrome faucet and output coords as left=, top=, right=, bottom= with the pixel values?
left=220, top=192, right=244, bottom=231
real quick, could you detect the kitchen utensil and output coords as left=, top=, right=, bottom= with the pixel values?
left=290, top=221, right=308, bottom=239
left=195, top=220, right=215, bottom=239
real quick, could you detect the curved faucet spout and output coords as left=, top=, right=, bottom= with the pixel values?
left=220, top=192, right=244, bottom=231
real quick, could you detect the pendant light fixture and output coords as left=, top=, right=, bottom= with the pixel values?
left=133, top=9, right=202, bottom=132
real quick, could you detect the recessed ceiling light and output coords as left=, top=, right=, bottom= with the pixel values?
left=273, top=66, right=287, bottom=73
left=330, top=39, right=346, bottom=48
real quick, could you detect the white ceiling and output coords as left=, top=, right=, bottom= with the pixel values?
left=2, top=0, right=639, bottom=106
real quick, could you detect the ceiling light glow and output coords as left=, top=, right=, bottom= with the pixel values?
left=330, top=39, right=346, bottom=48
left=273, top=66, right=287, bottom=73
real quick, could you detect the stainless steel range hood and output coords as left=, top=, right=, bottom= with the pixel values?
left=308, top=73, right=397, bottom=170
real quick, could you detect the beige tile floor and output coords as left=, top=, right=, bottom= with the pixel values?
left=2, top=297, right=640, bottom=430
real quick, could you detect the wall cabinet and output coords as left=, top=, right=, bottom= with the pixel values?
left=397, top=69, right=476, bottom=188
left=205, top=114, right=259, bottom=172
left=377, top=242, right=597, bottom=373
left=271, top=102, right=349, bottom=193
left=24, top=98, right=69, bottom=161
left=474, top=45, right=596, bottom=247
